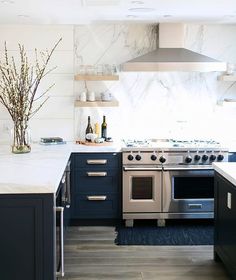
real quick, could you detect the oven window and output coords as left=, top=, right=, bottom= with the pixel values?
left=131, top=177, right=153, bottom=199
left=173, top=176, right=214, bottom=199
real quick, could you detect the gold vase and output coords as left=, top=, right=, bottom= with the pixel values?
left=11, top=122, right=31, bottom=154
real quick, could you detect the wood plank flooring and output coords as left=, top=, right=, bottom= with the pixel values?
left=64, top=226, right=230, bottom=280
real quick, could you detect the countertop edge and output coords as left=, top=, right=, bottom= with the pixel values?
left=213, top=162, right=236, bottom=186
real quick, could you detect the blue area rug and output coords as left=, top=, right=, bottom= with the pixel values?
left=115, top=220, right=214, bottom=245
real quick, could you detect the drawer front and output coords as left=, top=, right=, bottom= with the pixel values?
left=73, top=169, right=119, bottom=193
left=73, top=153, right=120, bottom=169
left=74, top=194, right=119, bottom=219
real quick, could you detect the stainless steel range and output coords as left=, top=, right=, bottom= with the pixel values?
left=122, top=139, right=228, bottom=227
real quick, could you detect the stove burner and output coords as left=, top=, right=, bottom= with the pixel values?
left=123, top=139, right=151, bottom=147
left=123, top=138, right=221, bottom=149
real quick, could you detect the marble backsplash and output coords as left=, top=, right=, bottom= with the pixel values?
left=74, top=23, right=236, bottom=144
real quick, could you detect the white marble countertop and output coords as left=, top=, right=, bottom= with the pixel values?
left=213, top=162, right=236, bottom=186
left=0, top=142, right=122, bottom=195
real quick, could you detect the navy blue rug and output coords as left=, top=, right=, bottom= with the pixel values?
left=115, top=220, right=214, bottom=245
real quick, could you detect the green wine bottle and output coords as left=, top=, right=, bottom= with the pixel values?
left=101, top=115, right=107, bottom=140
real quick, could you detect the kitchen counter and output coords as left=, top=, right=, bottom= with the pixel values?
left=213, top=162, right=236, bottom=186
left=0, top=142, right=121, bottom=194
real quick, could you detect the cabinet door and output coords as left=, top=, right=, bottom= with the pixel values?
left=0, top=194, right=54, bottom=280
left=215, top=173, right=236, bottom=276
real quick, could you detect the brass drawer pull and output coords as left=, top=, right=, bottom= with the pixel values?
left=87, top=159, right=107, bottom=165
left=87, top=195, right=107, bottom=201
left=87, top=172, right=107, bottom=177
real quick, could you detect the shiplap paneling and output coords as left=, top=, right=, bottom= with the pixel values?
left=0, top=25, right=74, bottom=143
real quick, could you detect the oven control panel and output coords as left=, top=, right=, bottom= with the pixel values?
left=188, top=151, right=227, bottom=164
left=122, top=150, right=228, bottom=165
left=123, top=151, right=164, bottom=165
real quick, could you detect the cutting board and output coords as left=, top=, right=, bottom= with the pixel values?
left=76, top=140, right=113, bottom=146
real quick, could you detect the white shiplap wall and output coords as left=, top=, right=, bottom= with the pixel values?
left=0, top=25, right=74, bottom=143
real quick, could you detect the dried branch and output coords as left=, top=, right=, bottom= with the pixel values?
left=0, top=38, right=62, bottom=123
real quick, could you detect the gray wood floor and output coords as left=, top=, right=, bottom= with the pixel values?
left=64, top=226, right=230, bottom=280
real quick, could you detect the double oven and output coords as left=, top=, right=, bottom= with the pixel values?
left=123, top=149, right=228, bottom=227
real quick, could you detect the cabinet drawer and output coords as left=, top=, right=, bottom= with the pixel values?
left=73, top=169, right=119, bottom=193
left=74, top=194, right=119, bottom=219
left=73, top=153, right=120, bottom=169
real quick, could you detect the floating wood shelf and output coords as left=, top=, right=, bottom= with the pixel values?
left=217, top=98, right=236, bottom=105
left=218, top=74, right=236, bottom=81
left=75, top=99, right=119, bottom=107
left=74, top=74, right=119, bottom=81
left=223, top=98, right=236, bottom=102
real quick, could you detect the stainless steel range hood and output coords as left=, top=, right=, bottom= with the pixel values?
left=122, top=23, right=226, bottom=72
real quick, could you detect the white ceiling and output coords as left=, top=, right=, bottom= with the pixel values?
left=0, top=0, right=236, bottom=24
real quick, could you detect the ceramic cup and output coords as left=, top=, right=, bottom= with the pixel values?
left=227, top=63, right=235, bottom=75
left=80, top=91, right=87, bottom=102
left=87, top=91, right=95, bottom=102
left=101, top=91, right=112, bottom=101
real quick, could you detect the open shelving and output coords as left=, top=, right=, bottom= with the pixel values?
left=218, top=74, right=236, bottom=82
left=74, top=99, right=119, bottom=107
left=74, top=74, right=119, bottom=81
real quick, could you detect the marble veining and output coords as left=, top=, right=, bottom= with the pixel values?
left=74, top=23, right=236, bottom=146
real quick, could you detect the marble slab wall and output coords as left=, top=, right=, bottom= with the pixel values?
left=74, top=24, right=236, bottom=145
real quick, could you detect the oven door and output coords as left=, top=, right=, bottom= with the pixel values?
left=123, top=166, right=162, bottom=213
left=162, top=166, right=214, bottom=213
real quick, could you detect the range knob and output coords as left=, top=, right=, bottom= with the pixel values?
left=194, top=154, right=201, bottom=161
left=217, top=154, right=224, bottom=161
left=135, top=154, right=142, bottom=161
left=127, top=154, right=134, bottom=161
left=185, top=156, right=192, bottom=163
left=151, top=154, right=157, bottom=161
left=159, top=156, right=166, bottom=163
left=210, top=154, right=216, bottom=161
left=202, top=154, right=208, bottom=161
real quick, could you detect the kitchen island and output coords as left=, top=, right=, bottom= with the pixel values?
left=214, top=162, right=236, bottom=280
left=0, top=143, right=121, bottom=280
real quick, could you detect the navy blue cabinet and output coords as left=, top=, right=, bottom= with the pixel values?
left=214, top=172, right=236, bottom=279
left=229, top=152, right=236, bottom=162
left=0, top=194, right=54, bottom=280
left=71, top=153, right=122, bottom=220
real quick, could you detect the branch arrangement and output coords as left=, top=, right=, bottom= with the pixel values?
left=0, top=38, right=62, bottom=152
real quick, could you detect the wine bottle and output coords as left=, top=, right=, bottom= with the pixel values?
left=85, top=116, right=93, bottom=141
left=101, top=115, right=107, bottom=140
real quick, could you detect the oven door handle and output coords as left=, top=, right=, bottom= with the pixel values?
left=123, top=167, right=162, bottom=171
left=163, top=167, right=213, bottom=171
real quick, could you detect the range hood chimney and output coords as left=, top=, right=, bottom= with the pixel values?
left=122, top=23, right=226, bottom=72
